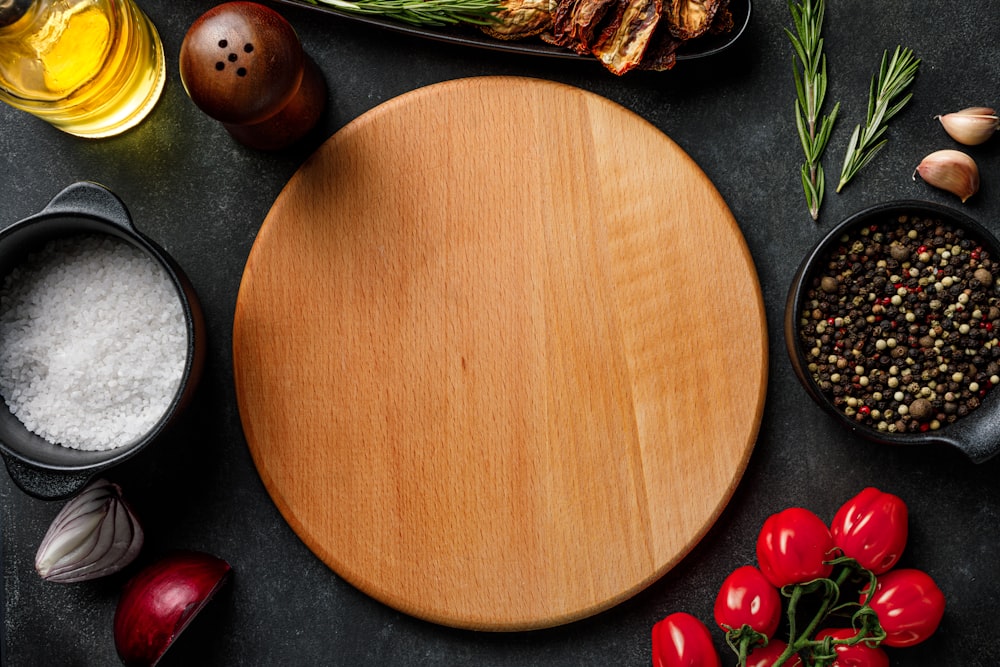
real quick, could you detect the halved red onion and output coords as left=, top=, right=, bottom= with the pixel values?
left=114, top=550, right=232, bottom=667
left=35, top=478, right=143, bottom=583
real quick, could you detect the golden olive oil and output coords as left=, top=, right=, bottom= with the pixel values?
left=0, top=0, right=165, bottom=138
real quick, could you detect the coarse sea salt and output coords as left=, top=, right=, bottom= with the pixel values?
left=0, top=234, right=187, bottom=451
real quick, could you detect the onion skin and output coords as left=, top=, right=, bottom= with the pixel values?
left=114, top=551, right=232, bottom=667
left=34, top=478, right=143, bottom=583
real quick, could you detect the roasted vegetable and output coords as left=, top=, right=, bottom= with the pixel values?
left=591, top=0, right=663, bottom=75
left=549, top=0, right=619, bottom=54
left=482, top=0, right=554, bottom=39
left=547, top=0, right=730, bottom=73
left=664, top=0, right=725, bottom=40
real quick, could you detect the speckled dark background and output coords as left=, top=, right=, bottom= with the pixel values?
left=2, top=1, right=1000, bottom=665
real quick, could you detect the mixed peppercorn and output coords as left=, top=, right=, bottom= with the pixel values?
left=796, top=213, right=1000, bottom=433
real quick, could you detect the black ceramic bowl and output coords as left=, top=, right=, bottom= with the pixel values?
left=0, top=182, right=206, bottom=499
left=785, top=200, right=1000, bottom=463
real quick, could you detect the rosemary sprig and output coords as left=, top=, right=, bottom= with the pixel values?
left=786, top=0, right=839, bottom=221
left=836, top=46, right=920, bottom=192
left=310, top=0, right=500, bottom=26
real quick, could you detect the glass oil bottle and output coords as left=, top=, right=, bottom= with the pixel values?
left=0, top=0, right=165, bottom=138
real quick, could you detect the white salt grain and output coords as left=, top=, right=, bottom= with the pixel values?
left=0, top=234, right=187, bottom=451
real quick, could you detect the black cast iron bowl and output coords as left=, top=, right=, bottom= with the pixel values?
left=0, top=182, right=206, bottom=499
left=785, top=200, right=1000, bottom=464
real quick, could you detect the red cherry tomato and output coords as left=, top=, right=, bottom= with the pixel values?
left=745, top=640, right=802, bottom=667
left=861, top=568, right=945, bottom=647
left=713, top=565, right=782, bottom=636
left=756, top=507, right=835, bottom=588
left=814, top=628, right=889, bottom=667
left=830, top=487, right=908, bottom=574
left=652, top=612, right=721, bottom=667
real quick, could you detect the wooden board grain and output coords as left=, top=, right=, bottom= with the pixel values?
left=232, top=76, right=767, bottom=631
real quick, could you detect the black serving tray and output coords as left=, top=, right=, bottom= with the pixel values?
left=267, top=0, right=751, bottom=64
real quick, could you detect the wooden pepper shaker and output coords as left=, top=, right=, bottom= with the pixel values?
left=179, top=2, right=326, bottom=150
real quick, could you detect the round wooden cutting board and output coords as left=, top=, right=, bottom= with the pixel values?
left=233, top=76, right=767, bottom=631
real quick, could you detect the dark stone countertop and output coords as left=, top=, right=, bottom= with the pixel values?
left=2, top=1, right=999, bottom=665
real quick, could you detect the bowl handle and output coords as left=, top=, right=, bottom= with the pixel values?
left=37, top=181, right=136, bottom=232
left=943, top=411, right=1000, bottom=464
left=1, top=452, right=94, bottom=500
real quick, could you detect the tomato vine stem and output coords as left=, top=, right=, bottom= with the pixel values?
left=739, top=558, right=886, bottom=667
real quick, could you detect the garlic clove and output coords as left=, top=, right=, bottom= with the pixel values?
left=913, top=149, right=980, bottom=203
left=936, top=107, right=999, bottom=145
left=35, top=478, right=144, bottom=583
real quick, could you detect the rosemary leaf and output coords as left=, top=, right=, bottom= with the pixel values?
left=786, top=0, right=839, bottom=221
left=310, top=0, right=500, bottom=26
left=836, top=46, right=920, bottom=192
